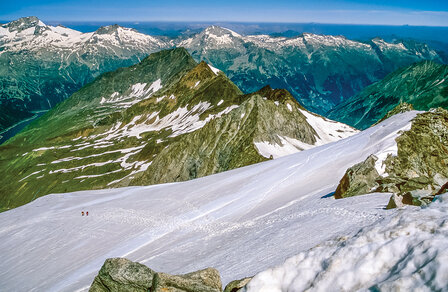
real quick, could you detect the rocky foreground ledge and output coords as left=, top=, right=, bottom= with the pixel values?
left=334, top=108, right=448, bottom=208
left=90, top=258, right=251, bottom=292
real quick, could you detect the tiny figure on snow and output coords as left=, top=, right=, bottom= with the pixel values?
left=86, top=211, right=89, bottom=216
left=82, top=211, right=85, bottom=216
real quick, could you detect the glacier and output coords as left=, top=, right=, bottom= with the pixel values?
left=0, top=111, right=440, bottom=291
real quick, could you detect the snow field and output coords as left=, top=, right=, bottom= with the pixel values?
left=0, top=112, right=423, bottom=291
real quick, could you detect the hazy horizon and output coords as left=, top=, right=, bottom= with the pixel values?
left=1, top=0, right=448, bottom=26
left=2, top=18, right=448, bottom=45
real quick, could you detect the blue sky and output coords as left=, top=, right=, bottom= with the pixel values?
left=1, top=0, right=448, bottom=26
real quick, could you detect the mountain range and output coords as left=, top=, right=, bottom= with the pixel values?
left=0, top=16, right=166, bottom=133
left=0, top=47, right=356, bottom=211
left=177, top=25, right=445, bottom=114
left=1, top=16, right=446, bottom=137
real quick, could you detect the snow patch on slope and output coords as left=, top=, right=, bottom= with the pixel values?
left=254, top=136, right=315, bottom=159
left=300, top=109, right=358, bottom=145
left=94, top=102, right=239, bottom=141
left=100, top=79, right=162, bottom=106
left=208, top=64, right=221, bottom=75
left=254, top=110, right=359, bottom=159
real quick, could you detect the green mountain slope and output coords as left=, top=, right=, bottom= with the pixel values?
left=327, top=61, right=448, bottom=129
left=0, top=48, right=357, bottom=211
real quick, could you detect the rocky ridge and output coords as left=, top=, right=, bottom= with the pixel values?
left=334, top=108, right=448, bottom=207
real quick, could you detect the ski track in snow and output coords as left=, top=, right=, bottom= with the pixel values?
left=0, top=111, right=424, bottom=291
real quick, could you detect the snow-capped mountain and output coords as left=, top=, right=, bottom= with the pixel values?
left=0, top=16, right=167, bottom=131
left=1, top=111, right=443, bottom=291
left=0, top=16, right=165, bottom=55
left=0, top=48, right=357, bottom=211
left=177, top=26, right=445, bottom=115
left=176, top=25, right=244, bottom=50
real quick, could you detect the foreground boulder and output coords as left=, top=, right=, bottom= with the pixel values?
left=335, top=109, right=448, bottom=207
left=334, top=155, right=380, bottom=199
left=153, top=268, right=222, bottom=292
left=90, top=258, right=155, bottom=292
left=90, top=258, right=222, bottom=292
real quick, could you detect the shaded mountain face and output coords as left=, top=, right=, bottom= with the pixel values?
left=0, top=16, right=167, bottom=131
left=0, top=48, right=357, bottom=211
left=0, top=18, right=445, bottom=135
left=327, top=61, right=448, bottom=129
left=177, top=26, right=445, bottom=115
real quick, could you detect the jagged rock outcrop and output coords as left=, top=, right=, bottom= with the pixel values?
left=90, top=258, right=222, bottom=292
left=90, top=258, right=155, bottom=292
left=335, top=109, right=448, bottom=207
left=334, top=155, right=380, bottom=199
left=223, top=277, right=252, bottom=292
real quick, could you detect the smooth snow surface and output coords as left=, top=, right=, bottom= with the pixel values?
left=246, top=193, right=448, bottom=292
left=0, top=112, right=423, bottom=292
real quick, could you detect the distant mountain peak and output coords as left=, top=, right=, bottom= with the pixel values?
left=203, top=25, right=241, bottom=38
left=4, top=16, right=46, bottom=32
left=255, top=85, right=305, bottom=108
left=95, top=24, right=128, bottom=35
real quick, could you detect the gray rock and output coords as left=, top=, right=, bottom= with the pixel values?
left=152, top=267, right=222, bottom=292
left=223, top=277, right=252, bottom=292
left=89, top=258, right=155, bottom=292
left=336, top=109, right=448, bottom=207
left=334, top=154, right=380, bottom=199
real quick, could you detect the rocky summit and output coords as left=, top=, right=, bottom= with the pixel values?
left=334, top=108, right=448, bottom=207
left=328, top=61, right=448, bottom=129
left=0, top=47, right=356, bottom=211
